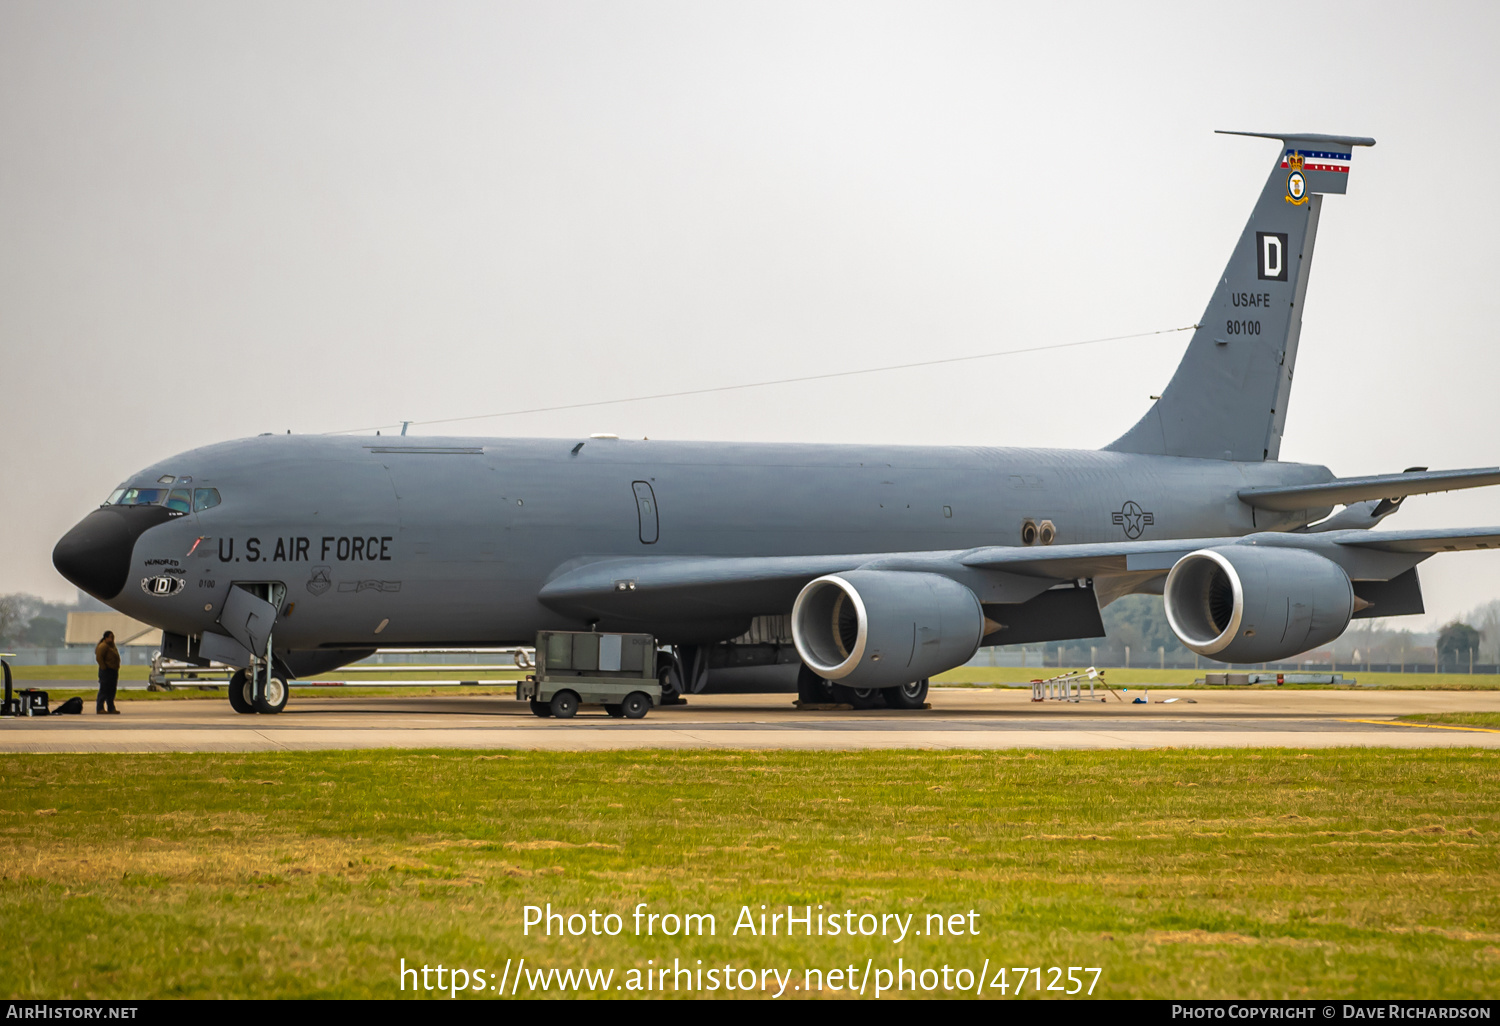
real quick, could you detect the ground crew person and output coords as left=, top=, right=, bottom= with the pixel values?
left=95, top=630, right=120, bottom=714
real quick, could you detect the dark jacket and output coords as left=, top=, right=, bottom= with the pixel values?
left=95, top=639, right=120, bottom=671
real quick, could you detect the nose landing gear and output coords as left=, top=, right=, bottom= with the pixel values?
left=228, top=669, right=255, bottom=714
left=226, top=663, right=288, bottom=715
left=254, top=673, right=288, bottom=714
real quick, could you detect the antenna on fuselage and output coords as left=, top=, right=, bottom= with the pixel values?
left=400, top=421, right=411, bottom=436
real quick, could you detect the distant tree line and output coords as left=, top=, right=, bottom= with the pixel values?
left=0, top=593, right=87, bottom=649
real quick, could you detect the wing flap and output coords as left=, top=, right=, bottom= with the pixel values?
left=959, top=538, right=1219, bottom=578
left=1239, top=468, right=1500, bottom=511
left=1332, top=528, right=1500, bottom=554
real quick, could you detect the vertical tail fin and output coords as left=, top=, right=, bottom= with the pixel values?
left=1105, top=131, right=1375, bottom=461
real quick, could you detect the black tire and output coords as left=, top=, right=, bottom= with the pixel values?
left=620, top=691, right=651, bottom=719
left=549, top=690, right=579, bottom=719
left=830, top=684, right=885, bottom=710
left=253, top=676, right=288, bottom=714
left=796, top=663, right=835, bottom=704
left=604, top=703, right=625, bottom=718
left=656, top=658, right=686, bottom=705
left=529, top=699, right=552, bottom=718
left=227, top=670, right=256, bottom=714
left=884, top=678, right=929, bottom=710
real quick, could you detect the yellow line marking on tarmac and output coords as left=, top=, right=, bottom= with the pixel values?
left=1340, top=718, right=1500, bottom=734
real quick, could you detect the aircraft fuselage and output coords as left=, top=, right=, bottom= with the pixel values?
left=68, top=434, right=1335, bottom=652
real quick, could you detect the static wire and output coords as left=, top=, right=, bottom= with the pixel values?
left=327, top=323, right=1199, bottom=435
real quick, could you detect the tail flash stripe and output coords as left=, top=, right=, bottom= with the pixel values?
left=1283, top=149, right=1352, bottom=173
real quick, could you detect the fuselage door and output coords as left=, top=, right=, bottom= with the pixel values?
left=632, top=481, right=659, bottom=544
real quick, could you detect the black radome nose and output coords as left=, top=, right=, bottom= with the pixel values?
left=52, top=507, right=171, bottom=601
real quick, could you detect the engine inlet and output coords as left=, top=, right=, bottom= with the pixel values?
left=1164, top=550, right=1244, bottom=654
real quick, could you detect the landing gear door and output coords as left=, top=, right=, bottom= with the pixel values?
left=219, top=584, right=279, bottom=657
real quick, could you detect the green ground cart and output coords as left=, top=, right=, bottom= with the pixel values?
left=517, top=631, right=661, bottom=719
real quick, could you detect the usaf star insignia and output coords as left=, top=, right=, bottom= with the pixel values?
left=1111, top=501, right=1155, bottom=539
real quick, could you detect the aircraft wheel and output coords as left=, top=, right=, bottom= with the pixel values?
left=604, top=703, right=625, bottom=718
left=227, top=670, right=256, bottom=714
left=549, top=690, right=579, bottom=719
left=796, top=663, right=835, bottom=704
left=529, top=699, right=552, bottom=718
left=657, top=661, right=685, bottom=705
left=620, top=691, right=651, bottom=720
left=884, top=678, right=929, bottom=710
left=830, top=684, right=884, bottom=710
left=254, top=676, right=288, bottom=715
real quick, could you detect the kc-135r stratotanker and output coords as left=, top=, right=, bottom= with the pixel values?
left=52, top=131, right=1500, bottom=714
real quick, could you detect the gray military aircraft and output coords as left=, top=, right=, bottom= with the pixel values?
left=52, top=130, right=1500, bottom=714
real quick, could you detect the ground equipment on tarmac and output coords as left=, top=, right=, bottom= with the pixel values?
left=517, top=631, right=662, bottom=719
left=1031, top=666, right=1114, bottom=703
left=13, top=688, right=49, bottom=716
left=0, top=658, right=17, bottom=717
left=148, top=650, right=237, bottom=691
left=1197, top=672, right=1356, bottom=686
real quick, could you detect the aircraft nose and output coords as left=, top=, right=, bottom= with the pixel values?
left=52, top=508, right=146, bottom=601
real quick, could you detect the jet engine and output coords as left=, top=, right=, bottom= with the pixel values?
left=791, top=570, right=984, bottom=688
left=1163, top=546, right=1354, bottom=663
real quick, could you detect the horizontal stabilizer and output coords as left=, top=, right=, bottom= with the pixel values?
left=1239, top=468, right=1500, bottom=511
left=1216, top=130, right=1376, bottom=147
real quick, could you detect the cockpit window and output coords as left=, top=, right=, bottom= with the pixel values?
left=115, top=488, right=167, bottom=506
left=103, top=483, right=220, bottom=508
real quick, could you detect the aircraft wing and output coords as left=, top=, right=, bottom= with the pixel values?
left=539, top=553, right=885, bottom=621
left=954, top=537, right=1216, bottom=577
left=1327, top=527, right=1500, bottom=553
left=957, top=528, right=1500, bottom=580
left=1237, top=467, right=1500, bottom=511
left=540, top=527, right=1500, bottom=625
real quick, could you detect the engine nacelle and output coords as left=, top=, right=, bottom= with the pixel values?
left=791, top=571, right=984, bottom=688
left=1163, top=546, right=1354, bottom=664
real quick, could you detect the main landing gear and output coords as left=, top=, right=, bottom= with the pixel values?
left=658, top=647, right=708, bottom=705
left=796, top=664, right=928, bottom=710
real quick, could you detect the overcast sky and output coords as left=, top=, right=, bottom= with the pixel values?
left=3, top=1, right=1499, bottom=626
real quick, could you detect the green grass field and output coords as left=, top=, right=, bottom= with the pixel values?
left=10, top=665, right=157, bottom=681
left=1398, top=712, right=1500, bottom=730
left=1, top=749, right=1495, bottom=999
